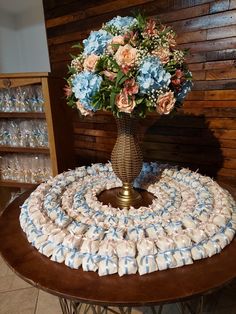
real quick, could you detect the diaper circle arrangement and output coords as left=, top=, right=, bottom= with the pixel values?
left=20, top=162, right=236, bottom=276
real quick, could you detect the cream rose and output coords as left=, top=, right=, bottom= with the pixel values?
left=156, top=91, right=175, bottom=115
left=76, top=101, right=93, bottom=116
left=116, top=91, right=135, bottom=113
left=112, top=35, right=125, bottom=46
left=114, top=44, right=137, bottom=67
left=83, top=54, right=99, bottom=72
left=152, top=47, right=170, bottom=64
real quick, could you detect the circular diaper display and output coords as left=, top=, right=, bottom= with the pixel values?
left=20, top=162, right=236, bottom=276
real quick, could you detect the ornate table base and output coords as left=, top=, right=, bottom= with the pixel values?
left=59, top=297, right=204, bottom=314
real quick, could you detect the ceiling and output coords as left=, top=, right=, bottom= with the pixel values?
left=0, top=0, right=41, bottom=15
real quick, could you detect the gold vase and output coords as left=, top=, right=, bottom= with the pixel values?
left=111, top=114, right=143, bottom=208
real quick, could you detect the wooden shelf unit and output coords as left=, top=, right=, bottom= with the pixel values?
left=0, top=72, right=75, bottom=193
left=0, top=181, right=37, bottom=189
left=0, top=112, right=45, bottom=119
left=0, top=146, right=50, bottom=154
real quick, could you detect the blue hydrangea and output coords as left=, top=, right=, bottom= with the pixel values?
left=106, top=16, right=137, bottom=32
left=137, top=56, right=171, bottom=94
left=72, top=71, right=102, bottom=111
left=176, top=80, right=193, bottom=102
left=83, top=30, right=112, bottom=56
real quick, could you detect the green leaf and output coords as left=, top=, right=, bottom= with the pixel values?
left=136, top=97, right=144, bottom=105
left=119, top=75, right=129, bottom=85
left=110, top=91, right=117, bottom=109
left=71, top=43, right=83, bottom=50
left=115, top=70, right=124, bottom=86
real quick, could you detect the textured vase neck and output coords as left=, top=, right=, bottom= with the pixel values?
left=115, top=114, right=138, bottom=136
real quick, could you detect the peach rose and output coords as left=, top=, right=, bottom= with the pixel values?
left=152, top=47, right=170, bottom=64
left=116, top=91, right=135, bottom=113
left=76, top=101, right=93, bottom=116
left=112, top=35, right=125, bottom=46
left=63, top=85, right=72, bottom=97
left=83, top=54, right=99, bottom=72
left=124, top=78, right=139, bottom=95
left=143, top=19, right=158, bottom=36
left=156, top=91, right=175, bottom=115
left=103, top=70, right=117, bottom=81
left=167, top=32, right=176, bottom=48
left=114, top=44, right=137, bottom=67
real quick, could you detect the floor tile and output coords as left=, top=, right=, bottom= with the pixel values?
left=0, top=257, right=14, bottom=277
left=0, top=275, right=15, bottom=292
left=11, top=274, right=32, bottom=290
left=0, top=287, right=38, bottom=314
left=35, top=290, right=62, bottom=314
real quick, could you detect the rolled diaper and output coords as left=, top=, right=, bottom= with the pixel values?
left=62, top=234, right=82, bottom=249
left=82, top=253, right=99, bottom=271
left=191, top=244, right=207, bottom=260
left=105, top=227, right=124, bottom=240
left=98, top=255, right=118, bottom=276
left=173, top=249, right=193, bottom=267
left=137, top=238, right=157, bottom=256
left=145, top=223, right=165, bottom=238
left=80, top=239, right=100, bottom=272
left=116, top=240, right=136, bottom=257
left=137, top=254, right=157, bottom=275
left=127, top=225, right=145, bottom=241
left=51, top=244, right=69, bottom=263
left=65, top=250, right=83, bottom=269
left=118, top=256, right=137, bottom=276
left=156, top=251, right=176, bottom=270
left=85, top=225, right=105, bottom=240
left=156, top=236, right=175, bottom=251
left=39, top=240, right=56, bottom=257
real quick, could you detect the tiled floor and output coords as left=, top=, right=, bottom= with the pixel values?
left=0, top=254, right=236, bottom=314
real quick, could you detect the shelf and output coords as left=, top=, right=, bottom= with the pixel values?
left=0, top=180, right=38, bottom=189
left=0, top=112, right=45, bottom=118
left=0, top=146, right=50, bottom=154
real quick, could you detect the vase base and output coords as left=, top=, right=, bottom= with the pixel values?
left=97, top=187, right=155, bottom=209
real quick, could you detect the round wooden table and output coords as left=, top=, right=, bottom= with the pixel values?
left=0, top=188, right=236, bottom=314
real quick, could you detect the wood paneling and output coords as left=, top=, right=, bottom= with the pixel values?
left=43, top=0, right=236, bottom=181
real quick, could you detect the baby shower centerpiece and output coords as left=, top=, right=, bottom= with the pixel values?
left=65, top=14, right=193, bottom=208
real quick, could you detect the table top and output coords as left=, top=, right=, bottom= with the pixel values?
left=0, top=185, right=236, bottom=307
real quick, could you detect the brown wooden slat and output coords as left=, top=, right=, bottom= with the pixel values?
left=46, top=0, right=155, bottom=28
left=207, top=25, right=236, bottom=40
left=183, top=100, right=236, bottom=108
left=155, top=3, right=210, bottom=23
left=218, top=167, right=236, bottom=177
left=185, top=52, right=207, bottom=63
left=179, top=37, right=236, bottom=53
left=191, top=71, right=206, bottom=80
left=206, top=68, right=236, bottom=80
left=204, top=59, right=236, bottom=70
left=44, top=0, right=114, bottom=19
left=171, top=11, right=236, bottom=33
left=209, top=0, right=230, bottom=13
left=186, top=90, right=236, bottom=100
left=206, top=48, right=236, bottom=61
left=204, top=90, right=236, bottom=100
left=177, top=30, right=207, bottom=44
left=192, top=80, right=236, bottom=90
left=182, top=107, right=236, bottom=117
left=231, top=0, right=236, bottom=9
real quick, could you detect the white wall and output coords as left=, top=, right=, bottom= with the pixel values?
left=0, top=0, right=50, bottom=73
left=0, top=11, right=21, bottom=72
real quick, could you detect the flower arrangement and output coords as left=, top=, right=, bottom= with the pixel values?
left=65, top=14, right=193, bottom=118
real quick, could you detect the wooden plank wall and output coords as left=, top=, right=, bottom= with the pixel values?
left=43, top=0, right=236, bottom=181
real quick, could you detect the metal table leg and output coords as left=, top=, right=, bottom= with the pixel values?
left=59, top=299, right=165, bottom=314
